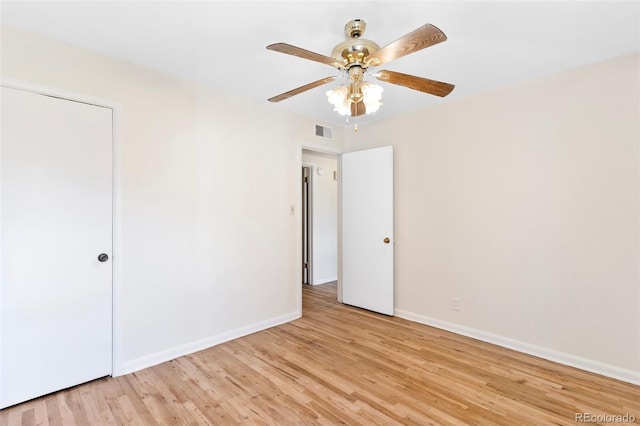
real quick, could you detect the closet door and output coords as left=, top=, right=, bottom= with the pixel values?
left=1, top=86, right=113, bottom=408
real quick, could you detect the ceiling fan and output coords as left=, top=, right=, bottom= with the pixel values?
left=266, top=19, right=455, bottom=117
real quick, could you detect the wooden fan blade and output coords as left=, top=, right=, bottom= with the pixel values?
left=268, top=76, right=338, bottom=102
left=267, top=43, right=342, bottom=68
left=350, top=101, right=366, bottom=117
left=376, top=70, right=455, bottom=97
left=366, top=24, right=447, bottom=67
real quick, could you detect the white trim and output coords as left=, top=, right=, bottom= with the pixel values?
left=0, top=76, right=125, bottom=377
left=111, top=99, right=124, bottom=377
left=295, top=148, right=304, bottom=314
left=301, top=141, right=342, bottom=155
left=395, top=309, right=640, bottom=386
left=123, top=311, right=301, bottom=375
left=1, top=77, right=119, bottom=112
left=337, top=155, right=343, bottom=303
left=312, top=276, right=338, bottom=285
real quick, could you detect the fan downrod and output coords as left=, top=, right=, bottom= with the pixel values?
left=345, top=19, right=366, bottom=38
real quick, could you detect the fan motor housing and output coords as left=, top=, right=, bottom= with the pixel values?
left=331, top=19, right=380, bottom=69
left=331, top=38, right=380, bottom=68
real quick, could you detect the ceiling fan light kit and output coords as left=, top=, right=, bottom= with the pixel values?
left=326, top=67, right=384, bottom=117
left=266, top=19, right=455, bottom=127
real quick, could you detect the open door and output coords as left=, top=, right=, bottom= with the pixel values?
left=341, top=146, right=394, bottom=315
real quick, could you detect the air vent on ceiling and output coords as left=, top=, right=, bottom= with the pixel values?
left=315, top=124, right=333, bottom=140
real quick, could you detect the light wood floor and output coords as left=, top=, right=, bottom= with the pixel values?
left=2, top=282, right=639, bottom=425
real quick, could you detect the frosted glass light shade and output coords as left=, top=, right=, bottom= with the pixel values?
left=326, top=82, right=384, bottom=116
left=361, top=82, right=383, bottom=114
left=326, top=85, right=350, bottom=116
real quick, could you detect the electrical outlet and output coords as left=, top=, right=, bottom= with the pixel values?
left=452, top=297, right=462, bottom=311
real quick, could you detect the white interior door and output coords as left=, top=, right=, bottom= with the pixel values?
left=1, top=86, right=113, bottom=408
left=341, top=146, right=394, bottom=315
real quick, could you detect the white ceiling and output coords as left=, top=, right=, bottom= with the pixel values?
left=2, top=1, right=639, bottom=127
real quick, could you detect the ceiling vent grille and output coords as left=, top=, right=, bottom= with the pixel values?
left=315, top=124, right=333, bottom=140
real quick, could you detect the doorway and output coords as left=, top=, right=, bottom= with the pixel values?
left=297, top=144, right=395, bottom=316
left=301, top=150, right=339, bottom=289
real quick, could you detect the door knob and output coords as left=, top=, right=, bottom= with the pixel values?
left=383, top=237, right=391, bottom=244
left=98, top=253, right=109, bottom=262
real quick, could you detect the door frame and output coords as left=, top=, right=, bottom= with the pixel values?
left=296, top=142, right=343, bottom=315
left=0, top=76, right=125, bottom=377
left=301, top=163, right=315, bottom=285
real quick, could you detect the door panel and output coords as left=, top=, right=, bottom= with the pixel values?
left=341, top=146, right=394, bottom=315
left=1, top=87, right=113, bottom=408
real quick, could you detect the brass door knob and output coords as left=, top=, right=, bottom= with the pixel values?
left=383, top=237, right=390, bottom=244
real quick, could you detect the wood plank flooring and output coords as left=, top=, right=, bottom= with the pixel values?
left=2, top=282, right=639, bottom=425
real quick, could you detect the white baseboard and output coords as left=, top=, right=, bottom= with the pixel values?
left=121, top=310, right=301, bottom=376
left=312, top=275, right=338, bottom=285
left=394, top=309, right=640, bottom=386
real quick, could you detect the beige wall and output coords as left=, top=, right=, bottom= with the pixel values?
left=345, top=53, right=640, bottom=382
left=2, top=22, right=638, bottom=383
left=0, top=24, right=345, bottom=373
